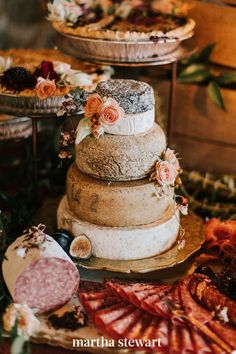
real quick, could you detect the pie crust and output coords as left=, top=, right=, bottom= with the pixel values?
left=52, top=15, right=195, bottom=42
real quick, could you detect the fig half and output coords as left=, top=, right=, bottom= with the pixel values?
left=69, top=234, right=92, bottom=260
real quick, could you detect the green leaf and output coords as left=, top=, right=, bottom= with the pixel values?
left=198, top=43, right=216, bottom=63
left=180, top=53, right=198, bottom=66
left=10, top=319, right=19, bottom=339
left=216, top=72, right=236, bottom=85
left=178, top=64, right=211, bottom=83
left=207, top=81, right=226, bottom=111
left=11, top=335, right=28, bottom=354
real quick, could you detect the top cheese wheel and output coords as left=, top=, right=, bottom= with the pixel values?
left=96, top=79, right=155, bottom=114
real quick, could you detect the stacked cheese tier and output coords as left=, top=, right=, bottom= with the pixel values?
left=58, top=80, right=180, bottom=260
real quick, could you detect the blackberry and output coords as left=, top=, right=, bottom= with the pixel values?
left=0, top=67, right=37, bottom=92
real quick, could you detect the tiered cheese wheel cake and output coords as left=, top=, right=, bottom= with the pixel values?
left=57, top=79, right=181, bottom=260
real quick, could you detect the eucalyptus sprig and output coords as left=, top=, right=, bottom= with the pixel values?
left=178, top=43, right=236, bottom=110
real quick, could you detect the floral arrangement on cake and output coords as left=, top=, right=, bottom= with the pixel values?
left=0, top=56, right=93, bottom=98
left=72, top=92, right=124, bottom=143
left=46, top=0, right=191, bottom=26
left=150, top=147, right=188, bottom=215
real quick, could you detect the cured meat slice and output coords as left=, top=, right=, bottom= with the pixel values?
left=105, top=279, right=173, bottom=318
left=107, top=308, right=144, bottom=339
left=79, top=282, right=120, bottom=314
left=94, top=303, right=134, bottom=329
left=169, top=322, right=182, bottom=354
left=152, top=319, right=169, bottom=349
left=179, top=276, right=213, bottom=324
left=2, top=230, right=79, bottom=314
left=82, top=295, right=119, bottom=313
left=79, top=281, right=104, bottom=293
left=207, top=320, right=236, bottom=351
left=105, top=279, right=161, bottom=301
left=189, top=274, right=236, bottom=326
left=191, top=328, right=213, bottom=354
left=130, top=287, right=169, bottom=308
left=125, top=312, right=153, bottom=339
left=140, top=286, right=178, bottom=319
left=181, top=325, right=195, bottom=354
left=79, top=290, right=106, bottom=301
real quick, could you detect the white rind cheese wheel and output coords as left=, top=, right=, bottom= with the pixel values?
left=103, top=108, right=155, bottom=136
left=67, top=163, right=174, bottom=227
left=57, top=196, right=180, bottom=260
left=76, top=123, right=166, bottom=181
left=2, top=233, right=79, bottom=314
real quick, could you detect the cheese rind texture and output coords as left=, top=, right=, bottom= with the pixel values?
left=67, top=163, right=174, bottom=227
left=103, top=108, right=155, bottom=135
left=96, top=79, right=155, bottom=114
left=57, top=196, right=180, bottom=260
left=76, top=123, right=166, bottom=181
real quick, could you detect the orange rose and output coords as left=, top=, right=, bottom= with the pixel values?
left=84, top=93, right=103, bottom=117
left=99, top=97, right=124, bottom=126
left=36, top=77, right=56, bottom=99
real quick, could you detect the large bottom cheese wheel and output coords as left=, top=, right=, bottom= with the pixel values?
left=67, top=163, right=174, bottom=227
left=76, top=123, right=166, bottom=181
left=2, top=232, right=79, bottom=314
left=57, top=196, right=180, bottom=260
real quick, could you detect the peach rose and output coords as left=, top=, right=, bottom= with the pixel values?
left=36, top=77, right=56, bottom=99
left=164, top=148, right=180, bottom=172
left=99, top=97, right=124, bottom=126
left=154, top=160, right=177, bottom=186
left=84, top=93, right=103, bottom=117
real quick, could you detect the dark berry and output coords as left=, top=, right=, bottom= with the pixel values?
left=1, top=67, right=37, bottom=92
left=52, top=229, right=73, bottom=253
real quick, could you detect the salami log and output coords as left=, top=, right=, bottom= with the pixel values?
left=189, top=274, right=236, bottom=326
left=2, top=226, right=79, bottom=314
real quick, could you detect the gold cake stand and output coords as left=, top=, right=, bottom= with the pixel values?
left=76, top=212, right=203, bottom=274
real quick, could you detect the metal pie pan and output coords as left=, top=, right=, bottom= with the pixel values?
left=57, top=31, right=194, bottom=62
left=0, top=92, right=66, bottom=117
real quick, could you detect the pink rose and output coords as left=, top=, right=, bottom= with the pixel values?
left=99, top=97, right=124, bottom=126
left=36, top=77, right=56, bottom=99
left=154, top=160, right=177, bottom=186
left=84, top=93, right=103, bottom=117
left=164, top=148, right=180, bottom=172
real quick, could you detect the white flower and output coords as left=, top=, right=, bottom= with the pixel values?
left=75, top=117, right=93, bottom=144
left=53, top=61, right=71, bottom=75
left=47, top=0, right=67, bottom=22
left=115, top=1, right=133, bottom=19
left=177, top=239, right=185, bottom=250
left=3, top=303, right=40, bottom=337
left=16, top=247, right=26, bottom=258
left=47, top=0, right=95, bottom=23
left=218, top=306, right=229, bottom=323
left=179, top=204, right=188, bottom=215
left=65, top=2, right=84, bottom=23
left=0, top=56, right=12, bottom=74
left=65, top=70, right=93, bottom=87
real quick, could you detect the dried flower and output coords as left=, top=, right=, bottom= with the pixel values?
left=3, top=303, right=40, bottom=337
left=58, top=149, right=72, bottom=159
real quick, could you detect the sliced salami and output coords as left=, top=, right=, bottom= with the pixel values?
left=2, top=227, right=79, bottom=314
